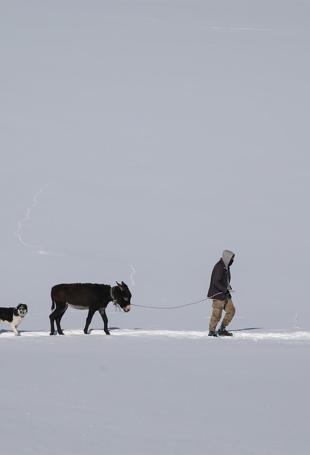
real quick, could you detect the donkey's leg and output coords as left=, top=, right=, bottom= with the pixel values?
left=49, top=306, right=57, bottom=335
left=50, top=303, right=66, bottom=335
left=84, top=307, right=97, bottom=334
left=99, top=308, right=110, bottom=335
left=55, top=305, right=68, bottom=335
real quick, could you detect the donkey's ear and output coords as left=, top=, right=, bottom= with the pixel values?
left=116, top=281, right=122, bottom=287
left=121, top=281, right=126, bottom=286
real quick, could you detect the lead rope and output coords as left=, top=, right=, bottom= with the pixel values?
left=131, top=298, right=208, bottom=310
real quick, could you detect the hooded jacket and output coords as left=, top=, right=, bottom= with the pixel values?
left=207, top=250, right=235, bottom=301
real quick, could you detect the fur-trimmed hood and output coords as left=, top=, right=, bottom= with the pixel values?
left=222, top=250, right=235, bottom=269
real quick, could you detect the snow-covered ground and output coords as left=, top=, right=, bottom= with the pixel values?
left=2, top=327, right=310, bottom=342
left=1, top=329, right=309, bottom=455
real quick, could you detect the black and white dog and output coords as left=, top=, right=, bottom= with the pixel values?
left=0, top=304, right=28, bottom=335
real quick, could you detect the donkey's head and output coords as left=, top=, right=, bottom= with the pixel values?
left=111, top=281, right=132, bottom=312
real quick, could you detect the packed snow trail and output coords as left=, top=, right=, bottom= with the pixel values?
left=1, top=329, right=310, bottom=342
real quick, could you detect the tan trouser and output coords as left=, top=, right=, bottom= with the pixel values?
left=209, top=298, right=236, bottom=332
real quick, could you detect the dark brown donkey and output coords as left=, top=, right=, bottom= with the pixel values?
left=49, top=281, right=131, bottom=335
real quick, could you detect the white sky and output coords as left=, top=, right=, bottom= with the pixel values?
left=1, top=0, right=310, bottom=330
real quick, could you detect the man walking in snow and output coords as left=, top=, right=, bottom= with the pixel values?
left=207, top=250, right=236, bottom=337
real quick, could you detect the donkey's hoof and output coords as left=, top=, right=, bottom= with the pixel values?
left=105, top=330, right=110, bottom=335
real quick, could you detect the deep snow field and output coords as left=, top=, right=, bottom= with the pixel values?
left=1, top=327, right=309, bottom=455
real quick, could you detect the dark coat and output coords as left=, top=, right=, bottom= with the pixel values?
left=207, top=259, right=231, bottom=301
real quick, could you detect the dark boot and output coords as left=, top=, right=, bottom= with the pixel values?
left=208, top=330, right=218, bottom=337
left=218, top=325, right=233, bottom=336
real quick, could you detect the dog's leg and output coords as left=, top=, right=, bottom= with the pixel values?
left=10, top=323, right=19, bottom=336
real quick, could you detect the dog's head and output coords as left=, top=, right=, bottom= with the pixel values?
left=16, top=303, right=28, bottom=318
